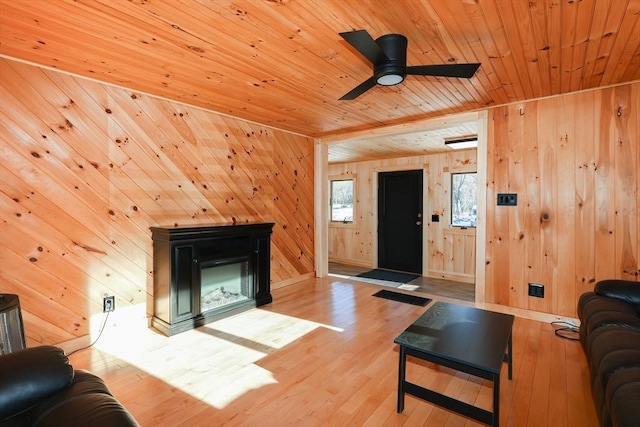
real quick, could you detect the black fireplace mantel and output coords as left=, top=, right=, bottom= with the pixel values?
left=150, top=223, right=274, bottom=336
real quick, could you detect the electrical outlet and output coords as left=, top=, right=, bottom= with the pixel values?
left=528, top=283, right=544, bottom=298
left=103, top=296, right=115, bottom=312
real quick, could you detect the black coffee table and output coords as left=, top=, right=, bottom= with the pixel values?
left=394, top=301, right=514, bottom=426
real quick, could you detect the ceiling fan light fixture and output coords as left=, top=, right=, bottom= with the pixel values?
left=338, top=29, right=481, bottom=100
left=377, top=73, right=404, bottom=86
left=445, top=136, right=478, bottom=150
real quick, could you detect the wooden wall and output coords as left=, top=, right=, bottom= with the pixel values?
left=328, top=150, right=478, bottom=282
left=328, top=82, right=638, bottom=319
left=486, top=82, right=639, bottom=317
left=0, top=58, right=314, bottom=346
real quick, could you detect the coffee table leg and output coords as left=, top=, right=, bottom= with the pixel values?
left=397, top=346, right=406, bottom=413
left=507, top=332, right=513, bottom=380
left=493, top=373, right=500, bottom=427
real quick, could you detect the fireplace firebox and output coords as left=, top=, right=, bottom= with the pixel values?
left=150, top=223, right=274, bottom=336
left=200, top=255, right=251, bottom=312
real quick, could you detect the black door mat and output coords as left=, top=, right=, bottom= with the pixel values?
left=372, top=289, right=432, bottom=307
left=356, top=269, right=420, bottom=284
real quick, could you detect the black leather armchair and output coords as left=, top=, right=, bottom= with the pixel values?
left=578, top=279, right=640, bottom=427
left=0, top=346, right=139, bottom=427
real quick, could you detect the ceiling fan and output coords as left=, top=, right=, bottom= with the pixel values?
left=339, top=29, right=481, bottom=100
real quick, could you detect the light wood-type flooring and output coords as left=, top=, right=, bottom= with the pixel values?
left=329, top=262, right=476, bottom=302
left=68, top=276, right=597, bottom=426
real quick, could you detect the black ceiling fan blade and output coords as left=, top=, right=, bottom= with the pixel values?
left=407, top=63, right=481, bottom=78
left=339, top=76, right=377, bottom=100
left=339, top=29, right=387, bottom=64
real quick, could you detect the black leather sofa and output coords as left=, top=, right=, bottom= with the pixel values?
left=0, top=345, right=139, bottom=427
left=577, top=279, right=640, bottom=427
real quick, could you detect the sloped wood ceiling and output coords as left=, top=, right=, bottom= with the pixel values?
left=1, top=0, right=639, bottom=139
left=1, top=58, right=314, bottom=345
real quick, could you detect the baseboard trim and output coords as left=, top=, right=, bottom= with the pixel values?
left=426, top=269, right=475, bottom=284
left=328, top=257, right=371, bottom=268
left=272, top=272, right=315, bottom=290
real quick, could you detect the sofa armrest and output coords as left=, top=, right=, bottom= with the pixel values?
left=595, top=279, right=640, bottom=306
left=0, top=346, right=74, bottom=420
left=32, top=370, right=140, bottom=427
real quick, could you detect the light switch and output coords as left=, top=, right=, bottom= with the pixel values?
left=497, top=193, right=517, bottom=206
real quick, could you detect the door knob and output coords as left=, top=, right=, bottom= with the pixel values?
left=416, top=221, right=422, bottom=226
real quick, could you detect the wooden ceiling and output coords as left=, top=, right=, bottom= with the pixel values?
left=1, top=0, right=639, bottom=161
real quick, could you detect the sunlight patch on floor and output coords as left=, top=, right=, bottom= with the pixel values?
left=398, top=284, right=420, bottom=290
left=91, top=304, right=343, bottom=408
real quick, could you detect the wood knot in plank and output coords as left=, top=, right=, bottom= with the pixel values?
left=72, top=241, right=108, bottom=255
left=540, top=212, right=550, bottom=225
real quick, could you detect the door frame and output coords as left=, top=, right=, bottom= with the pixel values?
left=315, top=110, right=488, bottom=303
left=371, top=164, right=429, bottom=274
left=437, top=164, right=477, bottom=283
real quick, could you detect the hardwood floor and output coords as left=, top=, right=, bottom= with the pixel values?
left=68, top=276, right=597, bottom=426
left=329, top=262, right=475, bottom=302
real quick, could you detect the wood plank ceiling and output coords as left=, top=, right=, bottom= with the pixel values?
left=1, top=0, right=639, bottom=162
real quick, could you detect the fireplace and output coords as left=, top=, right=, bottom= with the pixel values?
left=200, top=255, right=251, bottom=312
left=150, top=223, right=274, bottom=336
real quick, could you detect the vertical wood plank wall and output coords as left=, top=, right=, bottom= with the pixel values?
left=486, top=82, right=639, bottom=317
left=327, top=150, right=478, bottom=281
left=0, top=58, right=314, bottom=346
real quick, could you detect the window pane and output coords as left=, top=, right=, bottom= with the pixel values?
left=451, top=173, right=477, bottom=226
left=331, top=179, right=353, bottom=222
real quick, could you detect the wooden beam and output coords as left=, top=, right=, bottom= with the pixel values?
left=319, top=111, right=480, bottom=145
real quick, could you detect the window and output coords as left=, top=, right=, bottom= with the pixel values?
left=330, top=179, right=354, bottom=223
left=451, top=172, right=477, bottom=227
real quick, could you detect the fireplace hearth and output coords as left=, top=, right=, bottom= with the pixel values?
left=150, top=223, right=274, bottom=336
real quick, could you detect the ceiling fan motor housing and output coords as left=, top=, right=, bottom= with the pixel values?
left=374, top=34, right=408, bottom=85
left=339, top=29, right=480, bottom=100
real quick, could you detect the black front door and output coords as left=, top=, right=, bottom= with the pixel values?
left=378, top=170, right=423, bottom=274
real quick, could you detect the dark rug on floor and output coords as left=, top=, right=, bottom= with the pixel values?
left=372, top=289, right=432, bottom=307
left=356, top=269, right=420, bottom=284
